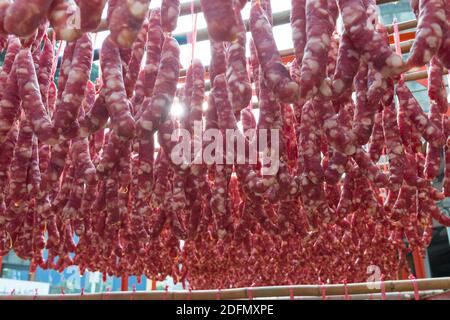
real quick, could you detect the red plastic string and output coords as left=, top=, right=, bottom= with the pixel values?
left=216, top=289, right=221, bottom=300
left=104, top=287, right=111, bottom=300
left=409, top=275, right=420, bottom=300
left=289, top=287, right=294, bottom=300
left=130, top=284, right=136, bottom=300
left=320, top=282, right=327, bottom=301
left=190, top=1, right=198, bottom=61
left=58, top=287, right=65, bottom=301
left=137, top=276, right=142, bottom=284
left=81, top=288, right=85, bottom=296
left=392, top=17, right=404, bottom=80
left=380, top=275, right=387, bottom=300
left=187, top=288, right=192, bottom=300
left=247, top=287, right=253, bottom=300
left=51, top=26, right=56, bottom=44
left=190, top=20, right=197, bottom=61
left=164, top=285, right=169, bottom=300
left=343, top=279, right=350, bottom=301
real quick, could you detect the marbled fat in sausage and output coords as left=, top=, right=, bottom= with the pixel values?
left=53, top=34, right=93, bottom=139
left=225, top=7, right=252, bottom=114
left=109, top=0, right=151, bottom=48
left=337, top=0, right=403, bottom=76
left=101, top=36, right=136, bottom=139
left=407, top=0, right=446, bottom=67
left=16, top=49, right=58, bottom=145
left=299, top=0, right=334, bottom=100
left=250, top=1, right=298, bottom=103
left=76, top=0, right=107, bottom=32
left=200, top=0, right=239, bottom=42
left=4, top=0, right=53, bottom=37
left=161, top=0, right=180, bottom=33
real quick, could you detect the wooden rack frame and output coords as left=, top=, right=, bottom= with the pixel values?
left=1, top=277, right=449, bottom=300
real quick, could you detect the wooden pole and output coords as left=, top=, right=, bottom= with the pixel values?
left=75, top=0, right=403, bottom=38
left=412, top=249, right=427, bottom=279
left=2, top=277, right=450, bottom=300
left=121, top=276, right=129, bottom=292
left=195, top=67, right=446, bottom=94
left=180, top=38, right=417, bottom=79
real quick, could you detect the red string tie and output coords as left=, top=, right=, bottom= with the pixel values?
left=320, top=282, right=327, bottom=301
left=343, top=279, right=350, bottom=301
left=216, top=289, right=221, bottom=300
left=104, top=287, right=111, bottom=300
left=380, top=275, right=387, bottom=300
left=409, top=275, right=420, bottom=300
left=130, top=284, right=136, bottom=300
left=164, top=285, right=169, bottom=300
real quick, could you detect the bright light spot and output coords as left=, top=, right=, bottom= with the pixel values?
left=237, top=121, right=244, bottom=132
left=252, top=109, right=260, bottom=123
left=202, top=101, right=208, bottom=112
left=170, top=101, right=184, bottom=117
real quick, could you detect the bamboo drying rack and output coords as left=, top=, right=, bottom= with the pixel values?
left=4, top=0, right=446, bottom=299
left=1, top=277, right=449, bottom=300
left=47, top=0, right=431, bottom=85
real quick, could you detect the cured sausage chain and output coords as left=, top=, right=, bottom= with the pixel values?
left=0, top=0, right=449, bottom=289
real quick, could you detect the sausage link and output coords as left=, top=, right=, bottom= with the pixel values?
left=161, top=0, right=180, bottom=33
left=76, top=0, right=107, bottom=32
left=79, top=91, right=109, bottom=137
left=108, top=0, right=150, bottom=49
left=299, top=0, right=334, bottom=100
left=133, top=8, right=164, bottom=114
left=424, top=101, right=443, bottom=180
left=225, top=7, right=252, bottom=114
left=124, top=18, right=149, bottom=98
left=368, top=109, right=385, bottom=163
left=54, top=34, right=93, bottom=139
left=47, top=0, right=83, bottom=42
left=138, top=37, right=180, bottom=134
left=101, top=35, right=136, bottom=139
left=427, top=57, right=448, bottom=114
left=16, top=49, right=58, bottom=145
left=290, top=0, right=307, bottom=67
left=0, top=60, right=20, bottom=143
left=382, top=100, right=406, bottom=190
left=4, top=0, right=53, bottom=37
left=0, top=37, right=21, bottom=100
left=337, top=0, right=403, bottom=76
left=396, top=80, right=445, bottom=148
left=250, top=1, right=298, bottom=103
left=332, top=32, right=359, bottom=97
left=200, top=0, right=239, bottom=42
left=407, top=0, right=446, bottom=67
